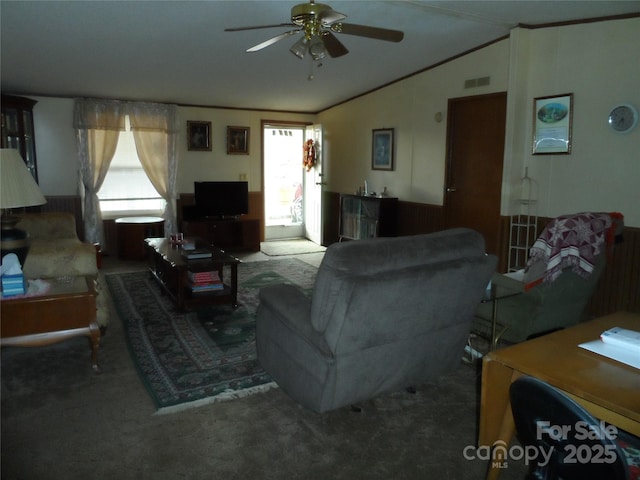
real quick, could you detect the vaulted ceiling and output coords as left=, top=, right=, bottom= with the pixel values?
left=2, top=1, right=639, bottom=113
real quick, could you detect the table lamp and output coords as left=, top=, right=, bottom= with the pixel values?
left=0, top=148, right=47, bottom=266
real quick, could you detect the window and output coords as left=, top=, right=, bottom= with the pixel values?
left=98, top=117, right=165, bottom=217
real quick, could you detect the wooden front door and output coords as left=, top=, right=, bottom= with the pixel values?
left=444, top=92, right=507, bottom=255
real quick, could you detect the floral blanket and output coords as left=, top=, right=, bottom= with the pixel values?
left=527, top=212, right=621, bottom=283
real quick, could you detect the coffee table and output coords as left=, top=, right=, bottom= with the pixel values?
left=0, top=276, right=100, bottom=371
left=144, top=237, right=240, bottom=311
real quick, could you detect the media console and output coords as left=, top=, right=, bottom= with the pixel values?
left=181, top=217, right=260, bottom=252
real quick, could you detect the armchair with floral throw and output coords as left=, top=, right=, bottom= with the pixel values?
left=473, top=212, right=624, bottom=344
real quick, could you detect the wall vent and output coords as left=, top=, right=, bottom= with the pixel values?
left=464, top=76, right=491, bottom=89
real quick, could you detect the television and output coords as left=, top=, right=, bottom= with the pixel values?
left=194, top=181, right=249, bottom=219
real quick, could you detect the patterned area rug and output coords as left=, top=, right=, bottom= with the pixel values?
left=105, top=258, right=317, bottom=414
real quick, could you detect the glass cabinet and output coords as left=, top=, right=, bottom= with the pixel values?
left=339, top=194, right=398, bottom=241
left=1, top=94, right=38, bottom=182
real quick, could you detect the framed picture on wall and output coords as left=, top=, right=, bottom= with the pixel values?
left=227, top=126, right=250, bottom=155
left=532, top=93, right=573, bottom=154
left=371, top=128, right=394, bottom=170
left=187, top=121, right=211, bottom=151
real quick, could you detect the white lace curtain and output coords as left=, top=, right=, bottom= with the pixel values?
left=128, top=102, right=179, bottom=237
left=73, top=99, right=126, bottom=245
left=74, top=98, right=178, bottom=246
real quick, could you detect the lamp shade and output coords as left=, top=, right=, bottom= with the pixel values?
left=290, top=36, right=309, bottom=59
left=308, top=35, right=326, bottom=60
left=0, top=148, right=46, bottom=209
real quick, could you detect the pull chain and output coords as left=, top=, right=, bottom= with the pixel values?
left=308, top=59, right=323, bottom=81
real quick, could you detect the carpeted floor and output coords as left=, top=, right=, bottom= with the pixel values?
left=104, top=259, right=317, bottom=413
left=1, top=251, right=529, bottom=480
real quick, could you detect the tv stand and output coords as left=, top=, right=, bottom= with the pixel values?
left=203, top=215, right=241, bottom=221
left=181, top=216, right=260, bottom=252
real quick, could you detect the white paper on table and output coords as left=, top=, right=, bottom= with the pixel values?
left=579, top=339, right=640, bottom=369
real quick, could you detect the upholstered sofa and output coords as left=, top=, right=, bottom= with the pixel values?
left=15, top=212, right=107, bottom=327
left=16, top=212, right=97, bottom=279
left=256, top=228, right=497, bottom=413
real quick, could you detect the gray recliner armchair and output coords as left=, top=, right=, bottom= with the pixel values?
left=256, top=228, right=497, bottom=413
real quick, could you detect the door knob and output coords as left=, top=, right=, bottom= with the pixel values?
left=447, top=187, right=457, bottom=192
left=316, top=182, right=327, bottom=186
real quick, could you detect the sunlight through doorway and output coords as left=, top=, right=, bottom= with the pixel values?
left=263, top=125, right=305, bottom=240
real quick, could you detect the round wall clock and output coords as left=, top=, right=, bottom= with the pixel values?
left=608, top=104, right=638, bottom=133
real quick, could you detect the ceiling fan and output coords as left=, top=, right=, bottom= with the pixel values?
left=224, top=1, right=404, bottom=61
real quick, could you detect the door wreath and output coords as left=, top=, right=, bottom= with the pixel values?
left=303, top=139, right=316, bottom=171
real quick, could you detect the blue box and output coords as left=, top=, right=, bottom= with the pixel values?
left=1, top=273, right=26, bottom=297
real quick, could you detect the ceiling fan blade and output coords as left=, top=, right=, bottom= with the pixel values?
left=225, top=23, right=296, bottom=32
left=246, top=30, right=301, bottom=52
left=332, top=23, right=404, bottom=42
left=321, top=32, right=349, bottom=58
left=318, top=8, right=347, bottom=25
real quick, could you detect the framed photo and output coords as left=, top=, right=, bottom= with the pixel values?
left=227, top=126, right=250, bottom=155
left=187, top=121, right=211, bottom=151
left=532, top=93, right=573, bottom=154
left=371, top=128, right=394, bottom=170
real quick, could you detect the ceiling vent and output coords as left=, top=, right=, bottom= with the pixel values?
left=464, top=76, right=491, bottom=89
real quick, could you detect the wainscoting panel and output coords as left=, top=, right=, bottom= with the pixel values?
left=397, top=201, right=445, bottom=236
left=247, top=192, right=264, bottom=242
left=324, top=196, right=638, bottom=317
left=179, top=193, right=195, bottom=206
left=322, top=191, right=341, bottom=246
left=588, top=226, right=640, bottom=316
left=102, top=219, right=117, bottom=256
left=499, top=215, right=639, bottom=317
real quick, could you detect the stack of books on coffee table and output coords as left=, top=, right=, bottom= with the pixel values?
left=181, top=248, right=212, bottom=260
left=187, top=270, right=223, bottom=293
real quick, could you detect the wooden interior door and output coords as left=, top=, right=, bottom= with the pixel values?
left=444, top=93, right=507, bottom=255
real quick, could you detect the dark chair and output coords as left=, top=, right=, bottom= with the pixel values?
left=510, top=376, right=640, bottom=480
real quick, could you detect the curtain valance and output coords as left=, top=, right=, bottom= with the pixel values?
left=73, top=98, right=178, bottom=133
left=73, top=98, right=127, bottom=131
left=129, top=102, right=178, bottom=133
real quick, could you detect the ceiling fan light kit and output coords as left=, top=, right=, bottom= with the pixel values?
left=290, top=37, right=309, bottom=59
left=308, top=35, right=327, bottom=60
left=225, top=1, right=404, bottom=64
